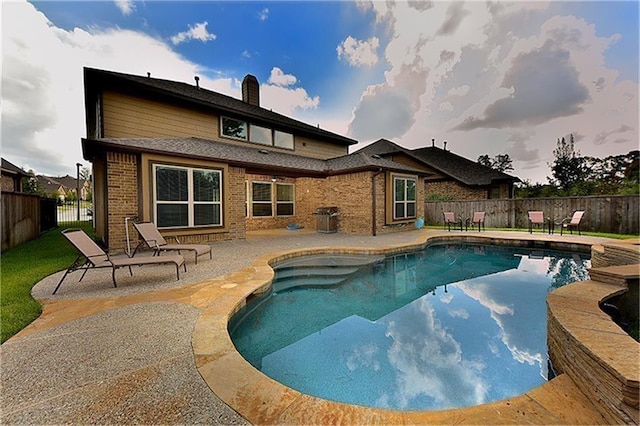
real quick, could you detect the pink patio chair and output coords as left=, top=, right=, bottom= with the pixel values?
left=560, top=211, right=585, bottom=235
left=528, top=211, right=547, bottom=234
left=467, top=212, right=486, bottom=232
left=443, top=211, right=463, bottom=231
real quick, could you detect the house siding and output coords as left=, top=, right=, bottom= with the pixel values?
left=103, top=91, right=217, bottom=139
left=102, top=91, right=347, bottom=159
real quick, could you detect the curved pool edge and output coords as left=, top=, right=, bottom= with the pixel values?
left=193, top=231, right=611, bottom=425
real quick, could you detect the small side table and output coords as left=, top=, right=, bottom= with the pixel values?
left=547, top=218, right=555, bottom=234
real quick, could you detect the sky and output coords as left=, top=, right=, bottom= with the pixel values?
left=2, top=0, right=638, bottom=184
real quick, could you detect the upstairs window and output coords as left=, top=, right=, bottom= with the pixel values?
left=221, top=117, right=247, bottom=140
left=393, top=176, right=416, bottom=220
left=249, top=124, right=273, bottom=146
left=154, top=164, right=222, bottom=228
left=274, top=131, right=294, bottom=149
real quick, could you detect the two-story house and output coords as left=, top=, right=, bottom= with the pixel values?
left=81, top=68, right=430, bottom=251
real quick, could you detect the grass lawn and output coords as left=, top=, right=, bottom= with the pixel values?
left=1, top=224, right=94, bottom=343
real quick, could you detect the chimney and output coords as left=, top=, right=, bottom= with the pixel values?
left=194, top=76, right=200, bottom=89
left=443, top=141, right=448, bottom=151
left=431, top=138, right=435, bottom=147
left=242, top=74, right=260, bottom=106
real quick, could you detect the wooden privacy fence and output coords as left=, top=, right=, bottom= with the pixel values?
left=425, top=195, right=639, bottom=235
left=2, top=192, right=40, bottom=252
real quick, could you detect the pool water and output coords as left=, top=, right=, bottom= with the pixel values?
left=229, top=243, right=590, bottom=411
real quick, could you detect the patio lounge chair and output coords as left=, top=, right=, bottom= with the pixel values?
left=560, top=211, right=585, bottom=235
left=53, top=228, right=186, bottom=294
left=467, top=212, right=486, bottom=232
left=443, top=212, right=463, bottom=231
left=528, top=211, right=547, bottom=234
left=132, top=222, right=212, bottom=264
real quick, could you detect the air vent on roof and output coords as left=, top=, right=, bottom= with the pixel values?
left=258, top=149, right=269, bottom=154
left=147, top=72, right=151, bottom=78
left=371, top=154, right=382, bottom=159
left=194, top=76, right=200, bottom=89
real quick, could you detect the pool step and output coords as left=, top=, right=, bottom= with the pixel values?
left=274, top=254, right=385, bottom=269
left=272, top=255, right=384, bottom=292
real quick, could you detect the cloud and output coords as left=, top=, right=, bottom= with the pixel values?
left=453, top=42, right=590, bottom=130
left=348, top=2, right=637, bottom=184
left=170, top=21, right=216, bottom=45
left=114, top=0, right=135, bottom=16
left=594, top=124, right=634, bottom=145
left=267, top=67, right=297, bottom=87
left=261, top=69, right=319, bottom=116
left=258, top=7, right=269, bottom=21
left=2, top=1, right=233, bottom=176
left=448, top=85, right=470, bottom=97
left=337, top=36, right=380, bottom=67
left=437, top=2, right=471, bottom=36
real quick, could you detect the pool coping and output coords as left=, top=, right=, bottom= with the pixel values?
left=193, top=231, right=617, bottom=425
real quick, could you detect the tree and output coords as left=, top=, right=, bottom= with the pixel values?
left=548, top=134, right=584, bottom=191
left=476, top=153, right=514, bottom=172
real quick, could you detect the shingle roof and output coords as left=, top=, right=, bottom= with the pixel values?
left=1, top=158, right=29, bottom=177
left=356, top=139, right=520, bottom=185
left=84, top=67, right=357, bottom=147
left=83, top=137, right=429, bottom=177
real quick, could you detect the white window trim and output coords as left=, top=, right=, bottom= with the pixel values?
left=393, top=175, right=417, bottom=220
left=153, top=164, right=223, bottom=228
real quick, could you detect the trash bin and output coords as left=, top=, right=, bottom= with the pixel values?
left=314, top=206, right=339, bottom=233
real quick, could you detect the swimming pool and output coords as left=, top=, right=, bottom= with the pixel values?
left=229, top=243, right=590, bottom=411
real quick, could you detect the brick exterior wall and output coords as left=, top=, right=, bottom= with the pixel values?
left=426, top=181, right=486, bottom=200
left=106, top=154, right=247, bottom=251
left=1, top=175, right=17, bottom=192
left=106, top=151, right=139, bottom=252
left=244, top=171, right=423, bottom=236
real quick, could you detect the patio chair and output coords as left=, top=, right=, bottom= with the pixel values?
left=528, top=211, right=547, bottom=234
left=54, top=228, right=186, bottom=294
left=132, top=222, right=212, bottom=264
left=467, top=212, right=486, bottom=232
left=560, top=211, right=585, bottom=235
left=443, top=211, right=463, bottom=231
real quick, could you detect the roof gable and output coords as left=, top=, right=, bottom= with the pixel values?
left=355, top=139, right=520, bottom=186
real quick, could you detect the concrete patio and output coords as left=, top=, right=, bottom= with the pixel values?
left=0, top=228, right=631, bottom=424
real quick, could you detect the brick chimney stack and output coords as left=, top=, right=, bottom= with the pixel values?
left=242, top=74, right=260, bottom=106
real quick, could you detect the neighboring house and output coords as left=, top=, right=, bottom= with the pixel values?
left=35, top=175, right=68, bottom=201
left=355, top=139, right=521, bottom=199
left=47, top=175, right=91, bottom=200
left=81, top=68, right=431, bottom=251
left=1, top=158, right=30, bottom=192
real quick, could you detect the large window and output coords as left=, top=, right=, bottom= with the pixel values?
left=154, top=164, right=222, bottom=228
left=393, top=176, right=417, bottom=220
left=249, top=181, right=295, bottom=217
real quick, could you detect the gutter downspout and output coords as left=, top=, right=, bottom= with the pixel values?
left=372, top=168, right=384, bottom=236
